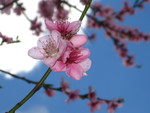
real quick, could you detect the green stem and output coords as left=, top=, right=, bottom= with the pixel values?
left=79, top=0, right=92, bottom=21
left=6, top=68, right=52, bottom=113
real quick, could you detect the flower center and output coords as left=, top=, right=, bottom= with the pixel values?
left=67, top=49, right=81, bottom=64
left=42, top=39, right=59, bottom=58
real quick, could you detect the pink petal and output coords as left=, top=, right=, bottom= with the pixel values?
left=42, top=57, right=58, bottom=67
left=28, top=47, right=45, bottom=59
left=51, top=61, right=66, bottom=72
left=79, top=58, right=92, bottom=72
left=66, top=64, right=83, bottom=80
left=70, top=35, right=88, bottom=48
left=61, top=47, right=72, bottom=63
left=78, top=48, right=91, bottom=61
left=68, top=21, right=81, bottom=34
left=57, top=39, right=68, bottom=58
left=50, top=30, right=61, bottom=42
left=37, top=35, right=50, bottom=48
left=45, top=19, right=58, bottom=31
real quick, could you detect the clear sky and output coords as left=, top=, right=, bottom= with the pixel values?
left=0, top=0, right=150, bottom=113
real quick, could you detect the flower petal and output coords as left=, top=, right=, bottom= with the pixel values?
left=51, top=61, right=66, bottom=72
left=57, top=38, right=68, bottom=57
left=45, top=19, right=58, bottom=31
left=70, top=35, right=88, bottom=48
left=68, top=21, right=81, bottom=34
left=66, top=64, right=83, bottom=80
left=78, top=48, right=91, bottom=62
left=50, top=30, right=61, bottom=43
left=42, top=57, right=58, bottom=67
left=79, top=58, right=92, bottom=72
left=37, top=35, right=50, bottom=48
left=61, top=46, right=72, bottom=63
left=28, top=47, right=45, bottom=59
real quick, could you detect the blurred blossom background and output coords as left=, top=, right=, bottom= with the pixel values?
left=0, top=0, right=150, bottom=113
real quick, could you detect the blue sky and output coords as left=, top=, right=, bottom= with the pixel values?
left=0, top=0, right=150, bottom=113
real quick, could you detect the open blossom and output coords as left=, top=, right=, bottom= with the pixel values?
left=45, top=19, right=81, bottom=38
left=51, top=35, right=91, bottom=80
left=28, top=30, right=67, bottom=67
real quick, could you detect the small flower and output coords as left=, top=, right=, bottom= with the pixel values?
left=28, top=30, right=67, bottom=67
left=80, top=0, right=89, bottom=5
left=30, top=18, right=42, bottom=36
left=0, top=32, right=13, bottom=44
left=38, top=0, right=55, bottom=20
left=66, top=90, right=80, bottom=103
left=123, top=56, right=135, bottom=67
left=56, top=7, right=69, bottom=20
left=88, top=100, right=106, bottom=112
left=107, top=99, right=123, bottom=113
left=61, top=78, right=70, bottom=93
left=45, top=89, right=55, bottom=97
left=88, top=86, right=97, bottom=102
left=0, top=0, right=13, bottom=14
left=45, top=19, right=81, bottom=38
left=14, top=6, right=25, bottom=15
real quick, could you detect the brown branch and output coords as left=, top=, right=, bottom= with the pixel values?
left=0, top=69, right=123, bottom=103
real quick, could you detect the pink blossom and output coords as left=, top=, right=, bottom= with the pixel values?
left=123, top=56, right=135, bottom=67
left=30, top=18, right=42, bottom=36
left=51, top=35, right=91, bottom=80
left=14, top=6, right=25, bottom=15
left=45, top=19, right=81, bottom=38
left=88, top=100, right=106, bottom=112
left=45, top=89, right=55, bottom=97
left=61, top=78, right=70, bottom=93
left=51, top=44, right=91, bottom=80
left=80, top=0, right=89, bottom=5
left=38, top=0, right=55, bottom=20
left=0, top=0, right=13, bottom=14
left=66, top=90, right=80, bottom=103
left=88, top=86, right=97, bottom=102
left=107, top=99, right=122, bottom=113
left=0, top=32, right=13, bottom=44
left=56, top=7, right=69, bottom=20
left=28, top=30, right=67, bottom=67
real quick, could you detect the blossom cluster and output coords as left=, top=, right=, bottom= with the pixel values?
left=0, top=32, right=13, bottom=45
left=87, top=1, right=150, bottom=67
left=0, top=0, right=13, bottom=14
left=38, top=0, right=69, bottom=21
left=28, top=19, right=91, bottom=80
left=44, top=79, right=123, bottom=113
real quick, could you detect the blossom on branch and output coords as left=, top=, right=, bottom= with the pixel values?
left=107, top=98, right=123, bottom=113
left=0, top=32, right=13, bottom=45
left=0, top=0, right=13, bottom=14
left=66, top=89, right=80, bottom=103
left=29, top=19, right=91, bottom=80
left=45, top=19, right=81, bottom=38
left=45, top=89, right=55, bottom=97
left=30, top=18, right=43, bottom=36
left=28, top=30, right=67, bottom=67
